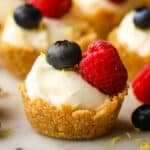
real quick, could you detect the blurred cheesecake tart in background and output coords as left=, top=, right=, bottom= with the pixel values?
left=109, top=7, right=150, bottom=80
left=72, top=0, right=145, bottom=39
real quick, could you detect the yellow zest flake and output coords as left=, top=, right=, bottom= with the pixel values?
left=140, top=143, right=150, bottom=150
left=63, top=18, right=73, bottom=25
left=66, top=27, right=74, bottom=37
left=110, top=136, right=122, bottom=145
left=8, top=10, right=13, bottom=17
left=0, top=128, right=11, bottom=138
left=134, top=128, right=141, bottom=133
left=61, top=69, right=68, bottom=76
left=126, top=132, right=132, bottom=140
left=40, top=52, right=45, bottom=57
left=38, top=23, right=45, bottom=31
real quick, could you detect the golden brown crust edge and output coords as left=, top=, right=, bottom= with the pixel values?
left=0, top=41, right=40, bottom=79
left=72, top=1, right=146, bottom=39
left=0, top=23, right=2, bottom=34
left=19, top=84, right=128, bottom=140
left=72, top=5, right=120, bottom=39
left=108, top=29, right=150, bottom=80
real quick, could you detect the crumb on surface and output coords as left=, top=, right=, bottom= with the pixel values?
left=134, top=128, right=141, bottom=133
left=110, top=136, right=122, bottom=145
left=140, top=143, right=150, bottom=150
left=0, top=88, right=9, bottom=97
left=0, top=128, right=11, bottom=138
left=126, top=132, right=132, bottom=140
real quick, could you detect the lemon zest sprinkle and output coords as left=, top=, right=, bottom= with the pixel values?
left=134, top=128, right=141, bottom=133
left=140, top=143, right=150, bottom=150
left=126, top=132, right=132, bottom=140
left=110, top=136, right=122, bottom=145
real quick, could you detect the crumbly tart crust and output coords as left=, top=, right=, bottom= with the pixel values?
left=72, top=1, right=145, bottom=39
left=108, top=29, right=150, bottom=80
left=19, top=84, right=128, bottom=140
left=145, top=0, right=150, bottom=6
left=0, top=41, right=40, bottom=79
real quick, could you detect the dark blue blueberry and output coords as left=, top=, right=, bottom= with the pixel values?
left=134, top=7, right=150, bottom=29
left=14, top=4, right=42, bottom=29
left=132, top=105, right=150, bottom=131
left=46, top=40, right=82, bottom=69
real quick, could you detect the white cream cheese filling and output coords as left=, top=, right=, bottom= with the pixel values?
left=2, top=14, right=49, bottom=50
left=117, top=11, right=150, bottom=56
left=25, top=55, right=109, bottom=110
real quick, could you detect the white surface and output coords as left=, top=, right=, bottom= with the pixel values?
left=0, top=68, right=150, bottom=150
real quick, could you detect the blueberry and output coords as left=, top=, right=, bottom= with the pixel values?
left=134, top=7, right=150, bottom=29
left=14, top=4, right=42, bottom=29
left=132, top=105, right=150, bottom=131
left=46, top=40, right=82, bottom=69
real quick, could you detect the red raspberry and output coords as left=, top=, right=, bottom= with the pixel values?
left=109, top=0, right=126, bottom=4
left=132, top=64, right=150, bottom=104
left=79, top=40, right=127, bottom=95
left=26, top=0, right=72, bottom=18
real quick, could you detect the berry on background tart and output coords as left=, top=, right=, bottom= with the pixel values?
left=131, top=64, right=150, bottom=131
left=109, top=7, right=150, bottom=80
left=0, top=4, right=48, bottom=79
left=0, top=1, right=97, bottom=79
left=72, top=0, right=145, bottom=39
left=19, top=40, right=128, bottom=139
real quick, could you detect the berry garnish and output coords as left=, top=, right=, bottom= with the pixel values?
left=46, top=40, right=81, bottom=70
left=132, top=105, right=150, bottom=131
left=132, top=64, right=150, bottom=104
left=134, top=7, right=150, bottom=29
left=26, top=0, right=72, bottom=18
left=109, top=0, right=126, bottom=4
left=79, top=40, right=127, bottom=95
left=14, top=4, right=42, bottom=29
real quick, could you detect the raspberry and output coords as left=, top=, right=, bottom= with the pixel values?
left=79, top=40, right=127, bottom=95
left=26, top=0, right=72, bottom=18
left=109, top=0, right=126, bottom=4
left=132, top=64, right=150, bottom=104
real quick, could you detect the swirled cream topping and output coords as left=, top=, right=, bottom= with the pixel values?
left=25, top=55, right=108, bottom=110
left=117, top=11, right=150, bottom=56
left=1, top=14, right=86, bottom=50
left=2, top=14, right=49, bottom=50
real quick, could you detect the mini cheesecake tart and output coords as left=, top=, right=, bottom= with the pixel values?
left=19, top=40, right=128, bottom=139
left=0, top=4, right=97, bottom=79
left=109, top=8, right=150, bottom=80
left=72, top=0, right=145, bottom=39
left=0, top=4, right=48, bottom=79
